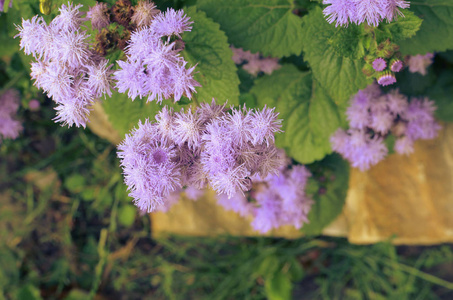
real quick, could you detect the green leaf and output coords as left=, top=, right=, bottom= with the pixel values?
left=250, top=65, right=344, bottom=164
left=300, top=7, right=371, bottom=105
left=328, top=24, right=366, bottom=59
left=377, top=11, right=423, bottom=42
left=197, top=0, right=303, bottom=57
left=256, top=256, right=281, bottom=277
left=399, top=0, right=453, bottom=55
left=302, top=154, right=349, bottom=235
left=118, top=204, right=136, bottom=227
left=102, top=91, right=161, bottom=137
left=264, top=272, right=292, bottom=300
left=181, top=7, right=240, bottom=105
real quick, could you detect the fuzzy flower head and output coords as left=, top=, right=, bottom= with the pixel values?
left=87, top=2, right=110, bottom=30
left=323, top=0, right=410, bottom=27
left=390, top=59, right=403, bottom=72
left=132, top=1, right=160, bottom=28
left=15, top=2, right=114, bottom=128
left=216, top=153, right=314, bottom=234
left=114, top=9, right=199, bottom=104
left=407, top=53, right=434, bottom=76
left=150, top=8, right=193, bottom=39
left=377, top=72, right=397, bottom=86
left=118, top=102, right=284, bottom=212
left=51, top=2, right=84, bottom=32
left=118, top=120, right=182, bottom=212
left=331, top=84, right=440, bottom=171
left=372, top=58, right=387, bottom=72
left=0, top=89, right=22, bottom=141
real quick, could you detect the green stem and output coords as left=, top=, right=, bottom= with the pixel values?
left=381, top=258, right=453, bottom=290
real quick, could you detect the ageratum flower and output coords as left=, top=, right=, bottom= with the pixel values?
left=114, top=8, right=200, bottom=103
left=330, top=84, right=440, bottom=170
left=131, top=0, right=159, bottom=28
left=87, top=2, right=110, bottom=30
left=118, top=102, right=284, bottom=212
left=323, top=0, right=410, bottom=27
left=15, top=2, right=114, bottom=128
left=215, top=151, right=314, bottom=234
left=372, top=58, right=387, bottom=72
left=407, top=53, right=434, bottom=76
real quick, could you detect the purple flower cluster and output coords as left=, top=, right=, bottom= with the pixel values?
left=231, top=47, right=281, bottom=77
left=0, top=89, right=22, bottom=142
left=407, top=53, right=434, bottom=76
left=323, top=0, right=410, bottom=27
left=15, top=2, right=114, bottom=128
left=118, top=101, right=283, bottom=212
left=216, top=152, right=313, bottom=233
left=113, top=8, right=200, bottom=103
left=331, top=84, right=440, bottom=171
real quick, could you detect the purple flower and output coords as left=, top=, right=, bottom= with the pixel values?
left=217, top=192, right=253, bottom=217
left=54, top=100, right=91, bottom=128
left=114, top=60, right=148, bottom=100
left=386, top=89, right=408, bottom=115
left=0, top=89, right=22, bottom=141
left=119, top=103, right=283, bottom=212
left=323, top=0, right=410, bottom=27
left=394, top=136, right=414, bottom=155
left=249, top=106, right=283, bottom=146
left=16, top=2, right=114, bottom=128
left=370, top=108, right=394, bottom=134
left=150, top=8, right=193, bottom=40
left=384, top=0, right=410, bottom=21
left=155, top=106, right=175, bottom=139
left=172, top=108, right=202, bottom=149
left=231, top=46, right=280, bottom=76
left=223, top=107, right=253, bottom=147
left=251, top=191, right=281, bottom=233
left=15, top=16, right=46, bottom=56
left=372, top=58, right=387, bottom=72
left=132, top=1, right=160, bottom=28
left=115, top=10, right=200, bottom=104
left=407, top=53, right=434, bottom=76
left=331, top=85, right=440, bottom=170
left=250, top=163, right=313, bottom=233
left=29, top=99, right=40, bottom=111
left=377, top=72, right=397, bottom=86
left=87, top=2, right=110, bottom=30
left=351, top=134, right=388, bottom=171
left=118, top=120, right=182, bottom=212
left=322, top=0, right=357, bottom=27
left=184, top=186, right=204, bottom=201
left=86, top=59, right=114, bottom=98
left=198, top=99, right=227, bottom=124
left=403, top=98, right=441, bottom=140
left=51, top=2, right=84, bottom=32
left=390, top=59, right=403, bottom=72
